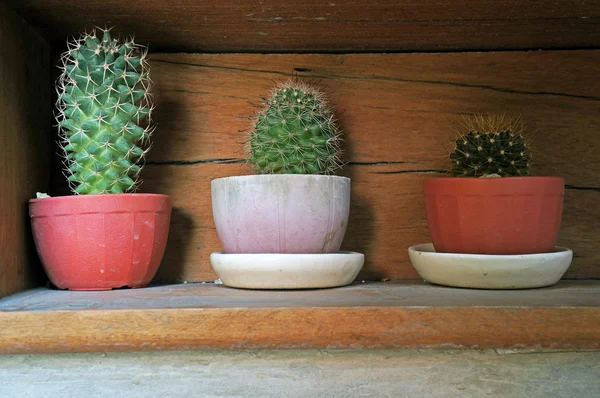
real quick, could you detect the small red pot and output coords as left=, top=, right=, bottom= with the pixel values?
left=424, top=177, right=564, bottom=255
left=29, top=194, right=172, bottom=290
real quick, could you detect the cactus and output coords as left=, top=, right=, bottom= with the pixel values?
left=449, top=115, right=531, bottom=177
left=248, top=79, right=343, bottom=174
left=56, top=28, right=154, bottom=194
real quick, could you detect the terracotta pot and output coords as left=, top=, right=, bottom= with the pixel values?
left=424, top=177, right=564, bottom=255
left=211, top=175, right=351, bottom=253
left=29, top=194, right=172, bottom=290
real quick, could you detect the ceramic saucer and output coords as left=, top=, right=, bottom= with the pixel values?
left=210, top=251, right=364, bottom=289
left=408, top=243, right=572, bottom=289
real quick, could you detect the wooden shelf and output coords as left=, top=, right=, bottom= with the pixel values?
left=0, top=281, right=598, bottom=354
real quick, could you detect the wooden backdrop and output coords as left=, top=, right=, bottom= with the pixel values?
left=8, top=0, right=596, bottom=284
left=5, top=0, right=600, bottom=52
left=0, top=4, right=50, bottom=298
left=108, top=51, right=600, bottom=283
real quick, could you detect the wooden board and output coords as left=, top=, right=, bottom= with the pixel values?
left=4, top=1, right=600, bottom=52
left=0, top=281, right=598, bottom=353
left=144, top=51, right=600, bottom=179
left=54, top=51, right=597, bottom=283
left=0, top=4, right=51, bottom=298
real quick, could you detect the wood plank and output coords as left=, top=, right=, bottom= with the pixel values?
left=47, top=51, right=600, bottom=282
left=48, top=52, right=600, bottom=281
left=144, top=52, right=600, bottom=186
left=0, top=4, right=51, bottom=298
left=53, top=50, right=595, bottom=283
left=0, top=281, right=598, bottom=354
left=4, top=1, right=600, bottom=52
left=2, top=281, right=598, bottom=312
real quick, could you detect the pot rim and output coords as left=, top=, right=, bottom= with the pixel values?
left=425, top=176, right=563, bottom=183
left=409, top=243, right=572, bottom=259
left=29, top=193, right=171, bottom=204
left=212, top=174, right=350, bottom=183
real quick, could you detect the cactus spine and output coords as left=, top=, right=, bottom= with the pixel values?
left=450, top=115, right=531, bottom=177
left=248, top=79, right=343, bottom=174
left=56, top=28, right=154, bottom=194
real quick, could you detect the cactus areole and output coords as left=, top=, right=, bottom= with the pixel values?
left=57, top=29, right=154, bottom=194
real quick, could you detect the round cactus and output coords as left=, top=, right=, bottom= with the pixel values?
left=450, top=115, right=531, bottom=177
left=56, top=28, right=154, bottom=194
left=248, top=79, right=343, bottom=174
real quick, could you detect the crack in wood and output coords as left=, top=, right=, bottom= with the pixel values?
left=349, top=161, right=417, bottom=166
left=247, top=16, right=600, bottom=24
left=371, top=169, right=450, bottom=175
left=144, top=161, right=600, bottom=191
left=152, top=58, right=600, bottom=101
left=146, top=159, right=423, bottom=168
left=565, top=185, right=600, bottom=191
left=170, top=89, right=249, bottom=100
left=146, top=158, right=245, bottom=166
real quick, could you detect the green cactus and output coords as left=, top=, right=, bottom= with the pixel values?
left=450, top=115, right=531, bottom=177
left=248, top=79, right=343, bottom=174
left=56, top=28, right=154, bottom=194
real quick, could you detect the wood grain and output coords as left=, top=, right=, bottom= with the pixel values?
left=84, top=51, right=599, bottom=283
left=0, top=281, right=598, bottom=354
left=2, top=280, right=598, bottom=312
left=4, top=1, right=600, bottom=52
left=0, top=4, right=51, bottom=298
left=144, top=52, right=600, bottom=185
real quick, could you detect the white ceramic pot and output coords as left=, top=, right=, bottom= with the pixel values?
left=211, top=175, right=351, bottom=254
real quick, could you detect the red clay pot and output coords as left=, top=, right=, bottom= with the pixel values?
left=29, top=194, right=171, bottom=290
left=424, top=177, right=564, bottom=255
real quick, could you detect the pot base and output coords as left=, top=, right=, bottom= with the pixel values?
left=210, top=252, right=364, bottom=289
left=66, top=284, right=145, bottom=291
left=408, top=243, right=572, bottom=289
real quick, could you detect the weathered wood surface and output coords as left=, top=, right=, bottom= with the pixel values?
left=0, top=281, right=598, bottom=353
left=0, top=4, right=51, bottom=298
left=90, top=51, right=600, bottom=283
left=5, top=1, right=600, bottom=52
left=2, top=281, right=598, bottom=312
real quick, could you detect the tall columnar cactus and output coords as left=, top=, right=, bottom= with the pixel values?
left=56, top=29, right=154, bottom=194
left=449, top=115, right=531, bottom=177
left=248, top=79, right=343, bottom=174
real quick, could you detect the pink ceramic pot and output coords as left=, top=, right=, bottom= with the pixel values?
left=211, top=175, right=351, bottom=254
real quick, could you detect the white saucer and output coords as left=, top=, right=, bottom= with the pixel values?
left=408, top=243, right=573, bottom=289
left=210, top=251, right=364, bottom=289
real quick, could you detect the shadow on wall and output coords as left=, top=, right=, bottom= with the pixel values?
left=152, top=207, right=195, bottom=284
left=142, top=92, right=199, bottom=283
left=336, top=106, right=379, bottom=280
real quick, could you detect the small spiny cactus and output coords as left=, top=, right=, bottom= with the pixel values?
left=56, top=28, right=154, bottom=194
left=450, top=115, right=531, bottom=177
left=248, top=79, right=343, bottom=174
